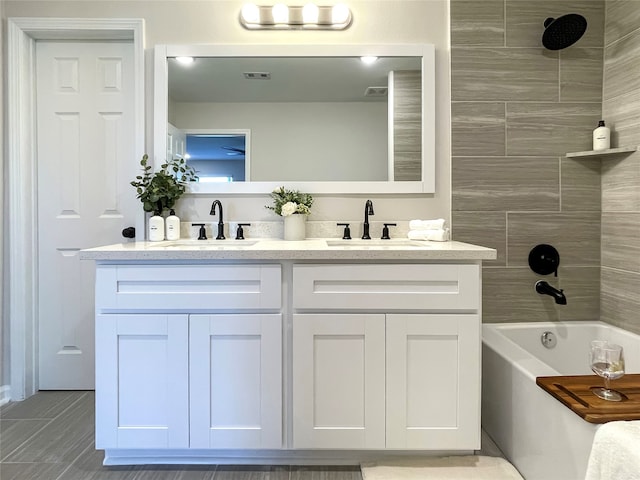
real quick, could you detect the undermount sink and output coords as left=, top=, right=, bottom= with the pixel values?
left=158, top=239, right=260, bottom=248
left=325, top=239, right=431, bottom=248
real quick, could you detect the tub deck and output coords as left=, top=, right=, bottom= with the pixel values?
left=537, top=373, right=640, bottom=423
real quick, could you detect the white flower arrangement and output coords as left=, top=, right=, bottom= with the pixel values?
left=266, top=186, right=313, bottom=216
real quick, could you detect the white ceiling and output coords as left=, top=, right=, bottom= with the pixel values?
left=168, top=56, right=421, bottom=103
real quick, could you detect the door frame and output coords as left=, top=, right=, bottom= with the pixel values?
left=7, top=17, right=145, bottom=400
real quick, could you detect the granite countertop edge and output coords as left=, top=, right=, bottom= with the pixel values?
left=79, top=239, right=497, bottom=262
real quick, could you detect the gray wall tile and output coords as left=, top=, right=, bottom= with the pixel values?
left=450, top=0, right=504, bottom=46
left=560, top=48, right=604, bottom=102
left=560, top=157, right=601, bottom=211
left=605, top=0, right=640, bottom=46
left=451, top=102, right=505, bottom=156
left=451, top=0, right=606, bottom=327
left=451, top=48, right=559, bottom=101
left=601, top=151, right=640, bottom=211
left=507, top=212, right=601, bottom=266
left=506, top=102, right=601, bottom=156
left=483, top=267, right=563, bottom=323
left=601, top=266, right=640, bottom=334
left=602, top=89, right=640, bottom=147
left=601, top=212, right=640, bottom=272
left=506, top=0, right=605, bottom=48
left=604, top=29, right=640, bottom=101
left=483, top=266, right=599, bottom=323
left=556, top=266, right=600, bottom=320
left=451, top=211, right=507, bottom=266
left=452, top=157, right=560, bottom=211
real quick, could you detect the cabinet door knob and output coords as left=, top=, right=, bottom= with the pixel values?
left=122, top=227, right=136, bottom=239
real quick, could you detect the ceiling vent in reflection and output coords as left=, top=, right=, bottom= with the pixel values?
left=364, top=86, right=388, bottom=97
left=243, top=72, right=271, bottom=80
left=542, top=13, right=587, bottom=50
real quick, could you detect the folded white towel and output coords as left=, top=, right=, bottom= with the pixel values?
left=585, top=420, right=640, bottom=480
left=408, top=228, right=450, bottom=242
left=409, top=218, right=446, bottom=231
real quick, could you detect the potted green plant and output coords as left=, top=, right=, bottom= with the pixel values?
left=130, top=154, right=198, bottom=214
left=266, top=186, right=313, bottom=240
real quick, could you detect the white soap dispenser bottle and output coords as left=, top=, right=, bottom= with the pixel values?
left=148, top=210, right=165, bottom=242
left=593, top=120, right=610, bottom=151
left=165, top=209, right=180, bottom=241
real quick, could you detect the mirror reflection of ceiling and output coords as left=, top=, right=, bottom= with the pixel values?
left=167, top=56, right=422, bottom=103
left=187, top=134, right=246, bottom=162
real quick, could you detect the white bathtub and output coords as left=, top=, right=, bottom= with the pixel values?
left=482, top=321, right=640, bottom=480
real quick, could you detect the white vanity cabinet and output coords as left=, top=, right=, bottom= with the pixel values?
left=291, top=264, right=481, bottom=450
left=94, top=264, right=283, bottom=451
left=82, top=239, right=496, bottom=464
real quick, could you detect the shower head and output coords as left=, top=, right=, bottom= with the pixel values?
left=542, top=13, right=587, bottom=50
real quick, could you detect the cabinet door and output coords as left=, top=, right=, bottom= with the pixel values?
left=386, top=314, right=480, bottom=449
left=189, top=314, right=282, bottom=449
left=95, top=314, right=189, bottom=449
left=292, top=314, right=385, bottom=449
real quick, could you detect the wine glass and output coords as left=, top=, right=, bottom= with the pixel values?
left=590, top=340, right=625, bottom=402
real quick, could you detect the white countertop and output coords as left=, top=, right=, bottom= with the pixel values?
left=80, top=238, right=497, bottom=261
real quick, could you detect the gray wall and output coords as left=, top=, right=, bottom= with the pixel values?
left=601, top=0, right=640, bottom=334
left=450, top=0, right=605, bottom=323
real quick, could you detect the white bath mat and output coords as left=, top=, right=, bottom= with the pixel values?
left=361, top=456, right=524, bottom=480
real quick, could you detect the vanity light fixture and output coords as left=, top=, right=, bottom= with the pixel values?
left=239, top=2, right=352, bottom=30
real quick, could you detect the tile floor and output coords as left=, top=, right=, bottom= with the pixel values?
left=0, top=391, right=504, bottom=480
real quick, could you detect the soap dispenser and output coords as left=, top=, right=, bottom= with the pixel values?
left=165, top=209, right=180, bottom=241
left=593, top=120, right=610, bottom=151
left=148, top=211, right=165, bottom=242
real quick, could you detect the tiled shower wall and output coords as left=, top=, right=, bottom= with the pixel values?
left=601, top=1, right=640, bottom=334
left=450, top=0, right=604, bottom=323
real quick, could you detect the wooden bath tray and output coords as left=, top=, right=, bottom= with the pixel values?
left=536, top=374, right=640, bottom=423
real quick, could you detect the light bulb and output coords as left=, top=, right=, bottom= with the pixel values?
left=360, top=56, right=378, bottom=65
left=241, top=3, right=260, bottom=24
left=332, top=3, right=350, bottom=25
left=272, top=3, right=289, bottom=24
left=302, top=3, right=319, bottom=24
left=175, top=56, right=194, bottom=65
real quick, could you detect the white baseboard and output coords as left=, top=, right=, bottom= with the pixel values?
left=0, top=385, right=11, bottom=407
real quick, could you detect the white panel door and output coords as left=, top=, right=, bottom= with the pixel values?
left=167, top=122, right=186, bottom=160
left=189, top=314, right=282, bottom=449
left=292, top=314, right=385, bottom=449
left=386, top=314, right=481, bottom=449
left=95, top=314, right=189, bottom=449
left=36, top=41, right=137, bottom=389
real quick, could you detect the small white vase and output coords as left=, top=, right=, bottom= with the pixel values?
left=283, top=214, right=306, bottom=241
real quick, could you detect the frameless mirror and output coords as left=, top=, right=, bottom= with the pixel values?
left=154, top=44, right=435, bottom=194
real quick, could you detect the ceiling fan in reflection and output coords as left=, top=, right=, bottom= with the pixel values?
left=222, top=146, right=246, bottom=156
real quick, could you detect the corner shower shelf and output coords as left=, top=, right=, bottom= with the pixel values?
left=565, top=146, right=638, bottom=158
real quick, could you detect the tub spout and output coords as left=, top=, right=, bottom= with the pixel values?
left=535, top=280, right=567, bottom=305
